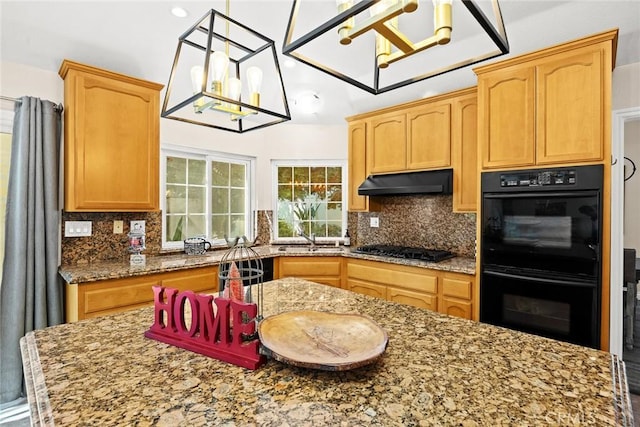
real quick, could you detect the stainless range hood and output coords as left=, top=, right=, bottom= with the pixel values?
left=358, top=169, right=453, bottom=196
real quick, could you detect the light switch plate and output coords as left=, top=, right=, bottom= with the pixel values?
left=64, top=221, right=92, bottom=237
left=370, top=217, right=379, bottom=228
left=130, top=220, right=145, bottom=234
left=113, top=220, right=124, bottom=234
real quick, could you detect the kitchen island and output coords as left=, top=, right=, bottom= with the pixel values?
left=22, top=278, right=632, bottom=425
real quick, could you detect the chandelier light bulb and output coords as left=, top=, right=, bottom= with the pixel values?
left=190, top=66, right=204, bottom=93
left=210, top=51, right=230, bottom=95
left=226, top=77, right=242, bottom=111
left=189, top=66, right=206, bottom=112
left=246, top=66, right=263, bottom=107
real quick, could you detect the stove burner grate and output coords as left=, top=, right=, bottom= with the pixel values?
left=355, top=245, right=455, bottom=263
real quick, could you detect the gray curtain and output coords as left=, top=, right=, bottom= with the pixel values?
left=0, top=96, right=63, bottom=404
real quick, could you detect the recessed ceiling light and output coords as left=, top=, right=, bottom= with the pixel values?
left=283, top=59, right=296, bottom=69
left=294, top=91, right=323, bottom=115
left=171, top=7, right=188, bottom=18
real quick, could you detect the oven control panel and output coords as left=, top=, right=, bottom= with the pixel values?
left=500, top=169, right=577, bottom=187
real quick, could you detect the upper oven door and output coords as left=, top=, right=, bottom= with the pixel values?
left=482, top=190, right=601, bottom=279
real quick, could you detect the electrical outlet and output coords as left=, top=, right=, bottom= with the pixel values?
left=113, top=220, right=124, bottom=234
left=370, top=217, right=379, bottom=228
left=130, top=220, right=145, bottom=234
left=64, top=221, right=92, bottom=237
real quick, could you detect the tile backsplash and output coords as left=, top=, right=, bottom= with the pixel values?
left=61, top=210, right=274, bottom=265
left=61, top=211, right=162, bottom=265
left=61, top=202, right=475, bottom=264
left=349, top=195, right=476, bottom=258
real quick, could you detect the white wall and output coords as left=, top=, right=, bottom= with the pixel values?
left=614, top=62, right=640, bottom=252
left=161, top=119, right=347, bottom=210
left=624, top=119, right=640, bottom=253
left=0, top=61, right=348, bottom=211
left=0, top=61, right=62, bottom=102
left=613, top=62, right=640, bottom=110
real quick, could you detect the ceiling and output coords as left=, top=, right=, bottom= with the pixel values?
left=1, top=1, right=639, bottom=126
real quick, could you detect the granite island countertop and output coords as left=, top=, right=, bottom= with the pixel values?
left=58, top=245, right=476, bottom=284
left=22, top=278, right=632, bottom=426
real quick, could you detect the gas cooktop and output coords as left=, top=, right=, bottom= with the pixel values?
left=354, top=245, right=455, bottom=263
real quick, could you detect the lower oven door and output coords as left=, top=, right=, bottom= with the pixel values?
left=480, top=270, right=600, bottom=348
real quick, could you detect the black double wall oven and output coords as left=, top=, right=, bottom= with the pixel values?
left=480, top=165, right=603, bottom=348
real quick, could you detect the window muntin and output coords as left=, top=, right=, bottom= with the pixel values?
left=163, top=148, right=253, bottom=249
left=273, top=161, right=346, bottom=241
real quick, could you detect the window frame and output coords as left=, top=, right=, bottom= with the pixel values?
left=271, top=159, right=348, bottom=244
left=161, top=144, right=256, bottom=250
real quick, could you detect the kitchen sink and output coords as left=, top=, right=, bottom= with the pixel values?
left=277, top=246, right=344, bottom=253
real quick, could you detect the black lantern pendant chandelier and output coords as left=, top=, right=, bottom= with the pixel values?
left=283, top=0, right=509, bottom=94
left=162, top=3, right=291, bottom=133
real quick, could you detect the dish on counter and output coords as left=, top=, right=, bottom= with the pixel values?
left=258, top=310, right=388, bottom=371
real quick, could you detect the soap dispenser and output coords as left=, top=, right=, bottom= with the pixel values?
left=344, top=229, right=351, bottom=247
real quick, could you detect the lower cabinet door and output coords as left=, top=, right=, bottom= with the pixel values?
left=441, top=297, right=472, bottom=320
left=347, top=279, right=386, bottom=299
left=387, top=287, right=438, bottom=311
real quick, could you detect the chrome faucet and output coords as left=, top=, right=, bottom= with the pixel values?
left=295, top=224, right=316, bottom=248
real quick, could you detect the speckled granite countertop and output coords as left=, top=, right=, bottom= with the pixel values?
left=58, top=246, right=476, bottom=284
left=22, top=278, right=632, bottom=426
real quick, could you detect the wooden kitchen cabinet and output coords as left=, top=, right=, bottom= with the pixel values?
left=59, top=60, right=163, bottom=211
left=475, top=29, right=617, bottom=170
left=451, top=90, right=478, bottom=212
left=346, top=86, right=477, bottom=213
left=406, top=101, right=451, bottom=170
left=348, top=279, right=387, bottom=299
left=348, top=121, right=370, bottom=212
left=477, top=66, right=536, bottom=169
left=276, top=256, right=343, bottom=288
left=65, top=266, right=219, bottom=322
left=535, top=47, right=605, bottom=164
left=440, top=272, right=474, bottom=320
left=367, top=111, right=407, bottom=174
left=345, top=258, right=475, bottom=320
left=387, top=287, right=438, bottom=311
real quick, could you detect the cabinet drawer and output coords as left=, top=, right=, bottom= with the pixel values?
left=387, top=287, right=437, bottom=311
left=442, top=276, right=472, bottom=300
left=278, top=257, right=342, bottom=276
left=72, top=266, right=218, bottom=321
left=83, top=275, right=161, bottom=314
left=162, top=270, right=219, bottom=292
left=347, top=260, right=437, bottom=293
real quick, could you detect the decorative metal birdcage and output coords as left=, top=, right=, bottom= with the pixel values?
left=218, top=236, right=264, bottom=321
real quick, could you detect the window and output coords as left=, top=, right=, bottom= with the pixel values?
left=0, top=107, right=14, bottom=289
left=272, top=161, right=346, bottom=241
left=162, top=146, right=254, bottom=249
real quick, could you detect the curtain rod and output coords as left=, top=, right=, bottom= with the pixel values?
left=1, top=95, right=63, bottom=112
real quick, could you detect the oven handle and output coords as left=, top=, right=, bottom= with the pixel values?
left=483, top=190, right=599, bottom=199
left=483, top=270, right=597, bottom=288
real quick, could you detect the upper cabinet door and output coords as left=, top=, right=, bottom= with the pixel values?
left=406, top=103, right=451, bottom=170
left=452, top=93, right=478, bottom=212
left=367, top=112, right=407, bottom=174
left=536, top=47, right=604, bottom=164
left=478, top=66, right=536, bottom=169
left=60, top=60, right=163, bottom=212
left=348, top=121, right=369, bottom=212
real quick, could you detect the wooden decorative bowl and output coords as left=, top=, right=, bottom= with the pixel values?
left=258, top=310, right=388, bottom=371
